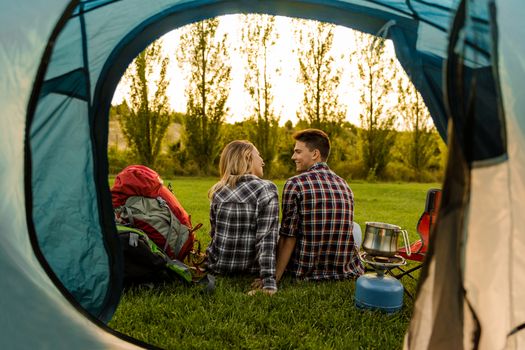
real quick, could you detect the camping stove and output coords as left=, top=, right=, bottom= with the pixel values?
left=354, top=252, right=406, bottom=313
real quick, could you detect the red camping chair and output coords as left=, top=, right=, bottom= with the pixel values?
left=391, top=188, right=442, bottom=281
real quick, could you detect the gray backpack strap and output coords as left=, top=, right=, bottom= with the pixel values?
left=156, top=197, right=171, bottom=252
left=115, top=204, right=135, bottom=226
left=156, top=196, right=190, bottom=257
left=125, top=206, right=135, bottom=226
left=197, top=274, right=216, bottom=294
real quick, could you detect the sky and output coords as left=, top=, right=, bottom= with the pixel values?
left=112, top=14, right=397, bottom=126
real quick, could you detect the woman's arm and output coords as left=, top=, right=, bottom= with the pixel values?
left=253, top=182, right=279, bottom=291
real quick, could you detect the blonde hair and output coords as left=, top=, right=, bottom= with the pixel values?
left=208, top=140, right=256, bottom=199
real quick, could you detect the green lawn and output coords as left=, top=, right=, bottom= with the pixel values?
left=109, top=178, right=439, bottom=349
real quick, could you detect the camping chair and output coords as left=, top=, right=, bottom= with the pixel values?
left=391, top=188, right=442, bottom=281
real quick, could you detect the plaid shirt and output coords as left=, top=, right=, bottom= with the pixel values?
left=206, top=175, right=279, bottom=290
left=279, top=162, right=364, bottom=280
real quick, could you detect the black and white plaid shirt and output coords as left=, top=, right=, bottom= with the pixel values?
left=206, top=175, right=279, bottom=290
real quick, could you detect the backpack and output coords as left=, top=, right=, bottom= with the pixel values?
left=111, top=165, right=202, bottom=263
left=112, top=165, right=191, bottom=227
left=116, top=224, right=214, bottom=292
left=115, top=195, right=190, bottom=260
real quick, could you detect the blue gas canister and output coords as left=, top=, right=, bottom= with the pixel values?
left=354, top=273, right=404, bottom=313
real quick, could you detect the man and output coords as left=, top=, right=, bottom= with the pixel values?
left=275, top=129, right=364, bottom=282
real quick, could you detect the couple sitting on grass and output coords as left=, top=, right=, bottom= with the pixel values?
left=206, top=128, right=364, bottom=295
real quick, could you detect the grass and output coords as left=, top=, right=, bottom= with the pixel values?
left=109, top=178, right=440, bottom=349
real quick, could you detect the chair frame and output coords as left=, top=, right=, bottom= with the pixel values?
left=388, top=188, right=442, bottom=295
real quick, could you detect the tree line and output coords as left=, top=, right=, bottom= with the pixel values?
left=109, top=15, right=446, bottom=182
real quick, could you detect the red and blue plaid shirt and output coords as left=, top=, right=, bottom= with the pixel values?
left=279, top=162, right=364, bottom=280
left=206, top=175, right=279, bottom=290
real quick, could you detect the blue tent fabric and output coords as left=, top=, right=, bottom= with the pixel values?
left=445, top=0, right=506, bottom=165
left=2, top=0, right=524, bottom=348
left=1, top=1, right=138, bottom=348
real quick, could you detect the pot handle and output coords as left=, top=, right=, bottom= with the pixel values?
left=401, top=229, right=411, bottom=256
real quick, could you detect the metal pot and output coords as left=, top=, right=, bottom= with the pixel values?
left=362, top=222, right=411, bottom=257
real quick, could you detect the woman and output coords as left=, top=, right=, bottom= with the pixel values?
left=206, top=140, right=279, bottom=295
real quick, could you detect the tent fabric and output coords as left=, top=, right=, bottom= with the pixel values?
left=1, top=0, right=142, bottom=348
left=1, top=0, right=524, bottom=348
left=484, top=0, right=525, bottom=346
left=405, top=1, right=524, bottom=349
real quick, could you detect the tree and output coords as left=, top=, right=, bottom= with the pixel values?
left=118, top=39, right=171, bottom=167
left=221, top=120, right=256, bottom=145
left=177, top=18, right=232, bottom=174
left=295, top=20, right=346, bottom=136
left=240, top=14, right=280, bottom=176
left=329, top=122, right=360, bottom=179
left=397, top=78, right=440, bottom=180
left=352, top=31, right=398, bottom=179
left=274, top=120, right=297, bottom=178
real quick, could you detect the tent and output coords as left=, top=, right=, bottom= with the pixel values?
left=1, top=0, right=523, bottom=348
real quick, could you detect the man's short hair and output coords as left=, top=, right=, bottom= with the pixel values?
left=293, top=129, right=331, bottom=161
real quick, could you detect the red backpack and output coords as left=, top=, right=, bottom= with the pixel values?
left=111, top=165, right=201, bottom=262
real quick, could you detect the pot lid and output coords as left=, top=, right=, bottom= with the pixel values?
left=365, top=222, right=401, bottom=230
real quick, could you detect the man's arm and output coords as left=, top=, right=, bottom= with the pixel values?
left=275, top=235, right=296, bottom=283
left=276, top=179, right=300, bottom=283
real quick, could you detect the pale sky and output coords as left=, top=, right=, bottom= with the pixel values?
left=112, top=14, right=396, bottom=126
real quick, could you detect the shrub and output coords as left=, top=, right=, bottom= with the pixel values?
left=108, top=146, right=137, bottom=175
